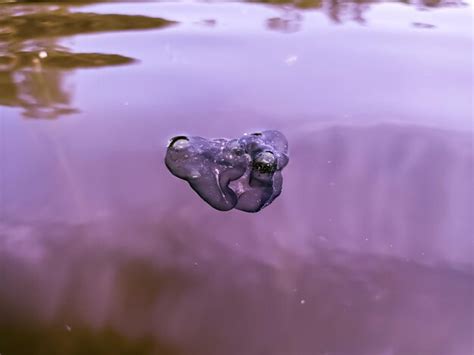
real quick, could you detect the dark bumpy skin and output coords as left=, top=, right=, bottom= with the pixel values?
left=165, top=130, right=289, bottom=212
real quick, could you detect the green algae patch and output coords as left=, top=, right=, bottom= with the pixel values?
left=0, top=11, right=177, bottom=41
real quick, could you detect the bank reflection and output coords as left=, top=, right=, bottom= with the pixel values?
left=0, top=6, right=175, bottom=118
left=259, top=0, right=467, bottom=27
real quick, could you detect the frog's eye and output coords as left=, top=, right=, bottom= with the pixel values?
left=251, top=132, right=262, bottom=136
left=168, top=136, right=189, bottom=149
left=252, top=151, right=277, bottom=174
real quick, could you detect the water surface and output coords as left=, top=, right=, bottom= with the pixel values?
left=0, top=1, right=473, bottom=354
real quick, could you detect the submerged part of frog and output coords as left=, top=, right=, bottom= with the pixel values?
left=165, top=130, right=289, bottom=212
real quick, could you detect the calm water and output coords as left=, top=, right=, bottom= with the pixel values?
left=0, top=1, right=473, bottom=354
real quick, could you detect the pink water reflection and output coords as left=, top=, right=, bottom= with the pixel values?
left=0, top=1, right=473, bottom=355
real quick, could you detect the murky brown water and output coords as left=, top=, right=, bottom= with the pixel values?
left=0, top=1, right=473, bottom=354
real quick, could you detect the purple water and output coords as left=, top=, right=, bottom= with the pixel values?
left=0, top=1, right=473, bottom=354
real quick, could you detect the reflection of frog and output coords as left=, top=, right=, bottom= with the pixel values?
left=165, top=130, right=289, bottom=212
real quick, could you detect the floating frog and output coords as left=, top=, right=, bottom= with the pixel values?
left=165, top=130, right=289, bottom=212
